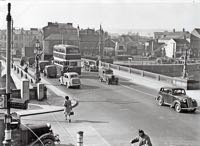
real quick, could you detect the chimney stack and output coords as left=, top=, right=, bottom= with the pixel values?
left=173, top=29, right=175, bottom=33
left=183, top=28, right=185, bottom=32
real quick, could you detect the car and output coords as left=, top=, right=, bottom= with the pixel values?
left=155, top=87, right=198, bottom=113
left=98, top=67, right=118, bottom=85
left=59, top=72, right=81, bottom=88
left=11, top=113, right=60, bottom=146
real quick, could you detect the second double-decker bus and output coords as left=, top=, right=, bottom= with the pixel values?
left=53, top=44, right=81, bottom=75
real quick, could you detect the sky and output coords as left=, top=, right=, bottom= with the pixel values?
left=0, top=0, right=200, bottom=35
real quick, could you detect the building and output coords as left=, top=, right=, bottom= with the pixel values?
left=104, top=38, right=116, bottom=57
left=154, top=28, right=190, bottom=40
left=79, top=28, right=99, bottom=56
left=165, top=38, right=189, bottom=58
left=42, top=22, right=79, bottom=60
left=190, top=28, right=200, bottom=58
left=0, top=28, right=42, bottom=58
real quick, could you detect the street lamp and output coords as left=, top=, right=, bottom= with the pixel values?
left=35, top=40, right=41, bottom=83
left=182, top=44, right=188, bottom=79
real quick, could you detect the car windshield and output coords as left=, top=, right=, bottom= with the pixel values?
left=70, top=74, right=78, bottom=78
left=173, top=89, right=186, bottom=95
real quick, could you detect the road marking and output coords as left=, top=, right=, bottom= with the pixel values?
left=119, top=84, right=155, bottom=97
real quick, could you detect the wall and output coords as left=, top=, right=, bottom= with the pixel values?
left=115, top=63, right=200, bottom=79
left=100, top=61, right=200, bottom=90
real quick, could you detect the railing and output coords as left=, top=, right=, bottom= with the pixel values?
left=1, top=55, right=36, bottom=84
left=100, top=61, right=185, bottom=87
left=12, top=64, right=36, bottom=84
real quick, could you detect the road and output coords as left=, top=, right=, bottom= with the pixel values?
left=19, top=69, right=200, bottom=146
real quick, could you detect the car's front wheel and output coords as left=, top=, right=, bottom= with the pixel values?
left=175, top=103, right=182, bottom=113
left=41, top=138, right=55, bottom=146
left=157, top=96, right=164, bottom=106
left=191, top=109, right=196, bottom=113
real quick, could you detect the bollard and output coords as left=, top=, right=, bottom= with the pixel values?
left=77, top=131, right=84, bottom=146
left=21, top=79, right=29, bottom=100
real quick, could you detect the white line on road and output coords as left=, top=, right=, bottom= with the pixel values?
left=119, top=84, right=155, bottom=97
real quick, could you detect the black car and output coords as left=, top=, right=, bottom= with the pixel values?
left=155, top=87, right=198, bottom=113
left=11, top=113, right=60, bottom=146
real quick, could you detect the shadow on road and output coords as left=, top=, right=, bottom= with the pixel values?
left=72, top=119, right=109, bottom=124
left=56, top=144, right=75, bottom=146
left=80, top=75, right=98, bottom=79
left=79, top=84, right=99, bottom=90
left=79, top=100, right=140, bottom=104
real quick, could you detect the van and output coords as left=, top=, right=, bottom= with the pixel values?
left=44, top=65, right=57, bottom=78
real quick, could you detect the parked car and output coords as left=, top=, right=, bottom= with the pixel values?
left=44, top=65, right=57, bottom=78
left=98, top=67, right=118, bottom=85
left=155, top=87, right=198, bottom=113
left=59, top=72, right=81, bottom=88
left=11, top=113, right=60, bottom=146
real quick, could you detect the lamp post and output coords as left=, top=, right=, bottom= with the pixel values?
left=35, top=40, right=41, bottom=83
left=182, top=44, right=188, bottom=79
left=3, top=3, right=12, bottom=146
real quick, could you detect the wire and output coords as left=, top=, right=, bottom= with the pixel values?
left=11, top=115, right=45, bottom=146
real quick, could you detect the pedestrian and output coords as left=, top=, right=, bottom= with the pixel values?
left=64, top=96, right=72, bottom=122
left=130, top=129, right=152, bottom=146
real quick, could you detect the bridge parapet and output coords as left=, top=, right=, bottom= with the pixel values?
left=12, top=64, right=36, bottom=84
left=100, top=61, right=200, bottom=90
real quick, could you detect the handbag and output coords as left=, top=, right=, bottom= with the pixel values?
left=70, top=111, right=74, bottom=115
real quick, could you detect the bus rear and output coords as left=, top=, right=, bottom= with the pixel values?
left=53, top=45, right=81, bottom=75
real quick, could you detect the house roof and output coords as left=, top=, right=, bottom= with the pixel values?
left=191, top=28, right=200, bottom=38
left=172, top=38, right=189, bottom=44
left=45, top=33, right=79, bottom=41
left=154, top=31, right=190, bottom=39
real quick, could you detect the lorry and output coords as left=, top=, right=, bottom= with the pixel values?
left=44, top=65, right=57, bottom=78
left=39, top=60, right=50, bottom=73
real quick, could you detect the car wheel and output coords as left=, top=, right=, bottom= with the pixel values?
left=77, top=85, right=80, bottom=89
left=157, top=96, right=164, bottom=106
left=191, top=109, right=196, bottom=113
left=175, top=103, right=182, bottom=113
left=41, top=138, right=55, bottom=146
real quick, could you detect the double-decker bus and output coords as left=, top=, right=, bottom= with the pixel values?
left=53, top=44, right=81, bottom=75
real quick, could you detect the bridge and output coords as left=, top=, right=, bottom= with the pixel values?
left=1, top=56, right=200, bottom=146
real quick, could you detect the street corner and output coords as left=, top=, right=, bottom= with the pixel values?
left=28, top=104, right=43, bottom=110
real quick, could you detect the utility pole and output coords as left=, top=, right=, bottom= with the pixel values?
left=99, top=24, right=104, bottom=60
left=182, top=46, right=188, bottom=79
left=2, top=3, right=12, bottom=146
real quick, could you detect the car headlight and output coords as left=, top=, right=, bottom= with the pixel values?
left=47, top=123, right=51, bottom=129
left=192, top=99, right=196, bottom=102
left=183, top=99, right=187, bottom=103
